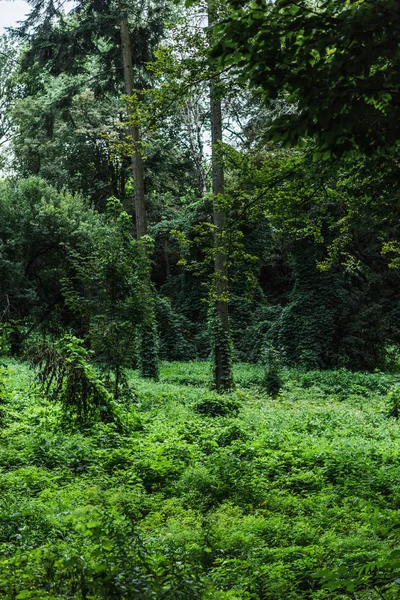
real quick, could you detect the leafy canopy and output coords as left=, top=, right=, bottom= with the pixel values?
left=212, top=0, right=400, bottom=158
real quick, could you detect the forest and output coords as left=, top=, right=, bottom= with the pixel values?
left=1, top=0, right=400, bottom=597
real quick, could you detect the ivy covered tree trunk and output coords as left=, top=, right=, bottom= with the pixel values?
left=138, top=319, right=160, bottom=380
left=208, top=4, right=234, bottom=392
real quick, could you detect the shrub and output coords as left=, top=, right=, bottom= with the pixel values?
left=261, top=346, right=282, bottom=398
left=194, top=395, right=241, bottom=417
left=387, top=384, right=400, bottom=419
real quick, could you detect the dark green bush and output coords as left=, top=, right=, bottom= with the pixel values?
left=194, top=394, right=240, bottom=417
left=261, top=346, right=282, bottom=397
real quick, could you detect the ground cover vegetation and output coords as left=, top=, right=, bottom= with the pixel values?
left=1, top=360, right=400, bottom=599
left=2, top=0, right=400, bottom=595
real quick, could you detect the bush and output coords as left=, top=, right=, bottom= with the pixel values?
left=194, top=394, right=241, bottom=417
left=261, top=346, right=282, bottom=397
left=0, top=177, right=101, bottom=342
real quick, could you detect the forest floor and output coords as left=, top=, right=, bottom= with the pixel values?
left=1, top=360, right=400, bottom=599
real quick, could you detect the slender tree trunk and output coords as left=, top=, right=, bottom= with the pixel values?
left=120, top=163, right=126, bottom=200
left=164, top=239, right=171, bottom=281
left=120, top=16, right=147, bottom=238
left=120, top=10, right=158, bottom=379
left=208, top=5, right=234, bottom=391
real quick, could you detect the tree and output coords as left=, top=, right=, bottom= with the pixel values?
left=12, top=79, right=129, bottom=208
left=218, top=143, right=400, bottom=369
left=62, top=198, right=151, bottom=396
left=14, top=0, right=168, bottom=378
left=208, top=1, right=234, bottom=390
left=0, top=35, right=19, bottom=170
left=148, top=0, right=236, bottom=388
left=118, top=1, right=160, bottom=377
left=119, top=4, right=147, bottom=237
left=14, top=0, right=168, bottom=215
left=0, top=177, right=103, bottom=346
left=213, top=0, right=400, bottom=157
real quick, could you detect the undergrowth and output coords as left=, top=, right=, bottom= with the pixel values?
left=1, top=360, right=400, bottom=598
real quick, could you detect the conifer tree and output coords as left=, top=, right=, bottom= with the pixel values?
left=15, top=0, right=164, bottom=378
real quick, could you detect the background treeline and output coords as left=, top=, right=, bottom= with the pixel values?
left=1, top=0, right=400, bottom=380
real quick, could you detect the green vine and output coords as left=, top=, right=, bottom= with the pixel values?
left=208, top=308, right=234, bottom=392
left=261, top=345, right=282, bottom=398
left=138, top=318, right=160, bottom=380
left=0, top=322, right=11, bottom=424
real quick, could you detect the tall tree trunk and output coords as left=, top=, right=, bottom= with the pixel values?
left=120, top=10, right=158, bottom=379
left=208, top=4, right=234, bottom=391
left=120, top=16, right=147, bottom=238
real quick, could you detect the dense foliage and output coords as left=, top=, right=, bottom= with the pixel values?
left=213, top=0, right=400, bottom=157
left=1, top=361, right=400, bottom=598
left=1, top=0, right=400, bottom=595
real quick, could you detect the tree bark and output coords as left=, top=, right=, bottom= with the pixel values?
left=208, top=5, right=233, bottom=391
left=120, top=16, right=147, bottom=238
left=120, top=10, right=158, bottom=379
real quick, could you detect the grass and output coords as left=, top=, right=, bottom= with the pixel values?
left=1, top=359, right=400, bottom=598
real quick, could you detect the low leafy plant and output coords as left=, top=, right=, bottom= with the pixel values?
left=194, top=394, right=240, bottom=417
left=2, top=359, right=400, bottom=599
